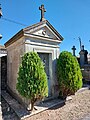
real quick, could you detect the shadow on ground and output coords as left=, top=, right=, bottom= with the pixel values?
left=48, top=101, right=65, bottom=110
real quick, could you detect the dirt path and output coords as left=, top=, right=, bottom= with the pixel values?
left=1, top=89, right=90, bottom=120
left=26, top=89, right=90, bottom=120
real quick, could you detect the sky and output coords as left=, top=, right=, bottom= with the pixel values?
left=0, top=0, right=90, bottom=55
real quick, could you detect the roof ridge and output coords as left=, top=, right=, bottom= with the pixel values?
left=23, top=20, right=47, bottom=31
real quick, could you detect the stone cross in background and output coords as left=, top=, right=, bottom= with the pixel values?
left=72, top=46, right=76, bottom=56
left=39, top=4, right=46, bottom=21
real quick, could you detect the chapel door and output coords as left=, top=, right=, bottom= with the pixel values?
left=38, top=53, right=51, bottom=96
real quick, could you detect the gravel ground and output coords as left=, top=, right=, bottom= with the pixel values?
left=1, top=89, right=90, bottom=120
left=25, top=89, right=90, bottom=120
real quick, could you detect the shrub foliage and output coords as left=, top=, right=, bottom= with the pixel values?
left=57, top=51, right=82, bottom=98
left=16, top=52, right=48, bottom=110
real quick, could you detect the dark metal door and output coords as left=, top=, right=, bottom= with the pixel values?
left=38, top=53, right=51, bottom=96
left=38, top=53, right=49, bottom=77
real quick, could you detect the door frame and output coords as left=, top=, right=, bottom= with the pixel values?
left=33, top=48, right=53, bottom=96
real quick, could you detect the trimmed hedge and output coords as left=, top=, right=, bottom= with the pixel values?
left=57, top=51, right=82, bottom=98
left=16, top=52, right=48, bottom=110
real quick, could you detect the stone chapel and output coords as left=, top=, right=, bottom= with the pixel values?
left=4, top=5, right=63, bottom=107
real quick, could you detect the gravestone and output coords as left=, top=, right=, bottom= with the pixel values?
left=87, top=54, right=90, bottom=64
left=72, top=46, right=76, bottom=56
left=79, top=45, right=90, bottom=84
left=79, top=45, right=88, bottom=66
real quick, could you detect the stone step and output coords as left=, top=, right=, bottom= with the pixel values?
left=1, top=91, right=30, bottom=119
left=1, top=91, right=65, bottom=120
left=1, top=97, right=19, bottom=120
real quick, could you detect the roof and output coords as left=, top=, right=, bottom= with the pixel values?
left=5, top=20, right=64, bottom=47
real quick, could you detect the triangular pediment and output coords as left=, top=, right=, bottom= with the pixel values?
left=24, top=20, right=63, bottom=41
left=32, top=26, right=58, bottom=39
left=5, top=20, right=63, bottom=47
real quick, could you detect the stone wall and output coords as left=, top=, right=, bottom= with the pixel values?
left=6, top=37, right=24, bottom=96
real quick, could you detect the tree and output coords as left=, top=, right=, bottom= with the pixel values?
left=16, top=52, right=48, bottom=111
left=57, top=51, right=82, bottom=98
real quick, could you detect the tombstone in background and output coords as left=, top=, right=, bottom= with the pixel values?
left=79, top=45, right=88, bottom=66
left=87, top=54, right=90, bottom=64
left=72, top=46, right=76, bottom=56
left=79, top=46, right=90, bottom=84
left=4, top=5, right=63, bottom=108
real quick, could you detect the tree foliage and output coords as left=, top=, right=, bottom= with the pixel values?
left=57, top=51, right=82, bottom=98
left=16, top=52, right=48, bottom=110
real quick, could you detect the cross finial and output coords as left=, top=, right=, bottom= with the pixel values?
left=39, top=4, right=46, bottom=22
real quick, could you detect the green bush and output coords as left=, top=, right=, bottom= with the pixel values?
left=16, top=52, right=48, bottom=110
left=57, top=51, right=82, bottom=98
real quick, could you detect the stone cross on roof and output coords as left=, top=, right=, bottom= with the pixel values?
left=39, top=4, right=46, bottom=22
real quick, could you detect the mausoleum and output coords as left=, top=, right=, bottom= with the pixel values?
left=4, top=5, right=63, bottom=107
